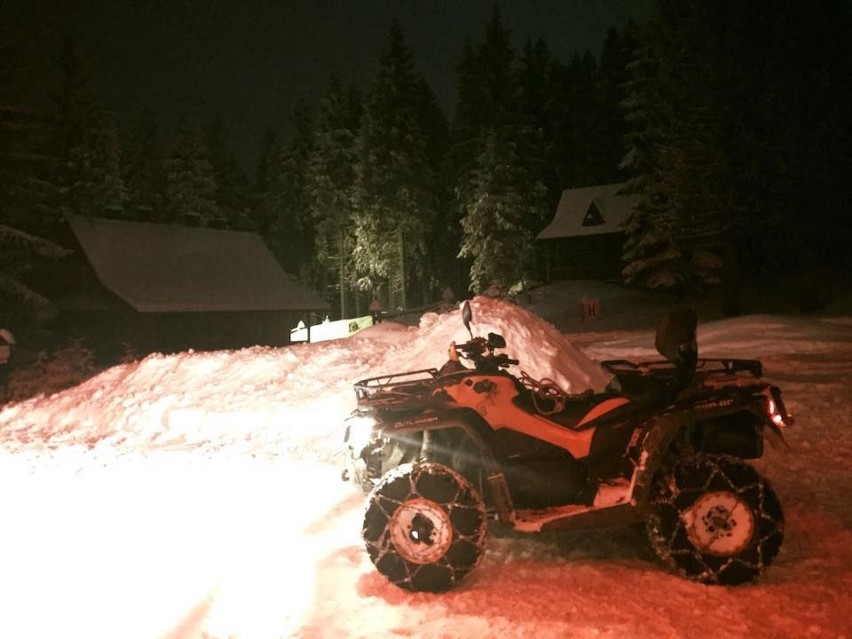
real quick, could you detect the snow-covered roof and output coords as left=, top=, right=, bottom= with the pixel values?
left=67, top=215, right=329, bottom=313
left=537, top=182, right=639, bottom=240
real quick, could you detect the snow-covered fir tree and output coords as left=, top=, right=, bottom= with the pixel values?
left=54, top=41, right=125, bottom=219
left=204, top=115, right=251, bottom=229
left=459, top=128, right=546, bottom=294
left=252, top=129, right=281, bottom=241
left=259, top=102, right=316, bottom=280
left=516, top=38, right=555, bottom=203
left=621, top=1, right=852, bottom=306
left=619, top=26, right=688, bottom=291
left=0, top=79, right=58, bottom=235
left=306, top=76, right=362, bottom=316
left=0, top=225, right=70, bottom=321
left=122, top=106, right=165, bottom=221
left=67, top=111, right=126, bottom=219
left=448, top=7, right=518, bottom=202
left=165, top=117, right=219, bottom=227
left=450, top=9, right=520, bottom=289
left=592, top=24, right=637, bottom=184
left=0, top=25, right=70, bottom=323
left=352, top=19, right=438, bottom=310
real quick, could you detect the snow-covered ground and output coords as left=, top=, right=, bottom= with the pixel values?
left=1, top=291, right=851, bottom=639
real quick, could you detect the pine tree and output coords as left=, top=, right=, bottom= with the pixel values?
left=450, top=8, right=551, bottom=291
left=0, top=15, right=70, bottom=322
left=718, top=0, right=852, bottom=278
left=559, top=51, right=602, bottom=188
left=622, top=0, right=852, bottom=308
left=205, top=115, right=251, bottom=229
left=165, top=117, right=219, bottom=227
left=446, top=37, right=479, bottom=186
left=449, top=7, right=519, bottom=198
left=594, top=24, right=637, bottom=183
left=517, top=38, right=555, bottom=204
left=353, top=19, right=438, bottom=310
left=67, top=111, right=126, bottom=219
left=252, top=128, right=281, bottom=239
left=620, top=17, right=692, bottom=292
left=413, top=75, right=451, bottom=304
left=54, top=41, right=125, bottom=219
left=306, top=76, right=362, bottom=316
left=459, top=127, right=546, bottom=294
left=0, top=83, right=58, bottom=234
left=449, top=9, right=520, bottom=288
left=0, top=225, right=70, bottom=320
left=262, top=102, right=316, bottom=280
left=122, top=106, right=165, bottom=221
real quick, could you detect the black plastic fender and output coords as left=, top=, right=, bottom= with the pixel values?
left=378, top=407, right=516, bottom=519
left=627, top=413, right=685, bottom=511
left=629, top=393, right=779, bottom=510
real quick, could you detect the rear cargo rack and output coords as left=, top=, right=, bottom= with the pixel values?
left=354, top=368, right=441, bottom=408
left=601, top=358, right=762, bottom=379
left=696, top=358, right=763, bottom=377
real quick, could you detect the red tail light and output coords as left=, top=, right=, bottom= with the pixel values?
left=766, top=387, right=794, bottom=428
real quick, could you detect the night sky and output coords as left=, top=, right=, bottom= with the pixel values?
left=6, top=0, right=651, bottom=169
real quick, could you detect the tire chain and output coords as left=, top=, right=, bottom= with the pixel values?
left=363, top=462, right=488, bottom=592
left=646, top=454, right=784, bottom=585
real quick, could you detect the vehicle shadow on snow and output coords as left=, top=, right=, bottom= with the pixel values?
left=351, top=523, right=660, bottom=602
left=487, top=521, right=655, bottom=562
left=349, top=539, right=675, bottom=632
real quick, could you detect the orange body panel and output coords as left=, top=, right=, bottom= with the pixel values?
left=443, top=375, right=596, bottom=459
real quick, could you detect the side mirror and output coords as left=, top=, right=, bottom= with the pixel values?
left=461, top=300, right=473, bottom=338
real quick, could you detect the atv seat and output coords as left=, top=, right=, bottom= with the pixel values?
left=604, top=366, right=672, bottom=405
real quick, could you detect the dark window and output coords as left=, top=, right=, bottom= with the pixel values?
left=583, top=202, right=604, bottom=226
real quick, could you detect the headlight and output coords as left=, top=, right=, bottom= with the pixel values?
left=344, top=413, right=379, bottom=455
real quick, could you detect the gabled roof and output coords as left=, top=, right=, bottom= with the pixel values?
left=67, top=215, right=329, bottom=313
left=537, top=182, right=639, bottom=240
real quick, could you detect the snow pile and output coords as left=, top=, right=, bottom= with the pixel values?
left=414, top=296, right=612, bottom=392
left=0, top=297, right=609, bottom=455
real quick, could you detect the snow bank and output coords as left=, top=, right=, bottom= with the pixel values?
left=0, top=297, right=609, bottom=456
left=378, top=296, right=611, bottom=392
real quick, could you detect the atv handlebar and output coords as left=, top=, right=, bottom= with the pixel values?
left=453, top=333, right=517, bottom=372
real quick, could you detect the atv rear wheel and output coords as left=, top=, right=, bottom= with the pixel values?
left=645, top=454, right=784, bottom=585
left=363, top=462, right=488, bottom=592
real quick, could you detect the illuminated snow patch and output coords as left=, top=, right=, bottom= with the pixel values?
left=0, top=451, right=349, bottom=639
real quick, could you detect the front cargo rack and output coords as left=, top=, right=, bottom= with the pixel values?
left=354, top=368, right=441, bottom=408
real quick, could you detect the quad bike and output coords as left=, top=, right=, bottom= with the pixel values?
left=341, top=301, right=794, bottom=592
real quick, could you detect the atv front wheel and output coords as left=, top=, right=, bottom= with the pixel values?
left=646, top=454, right=784, bottom=585
left=363, top=462, right=488, bottom=592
